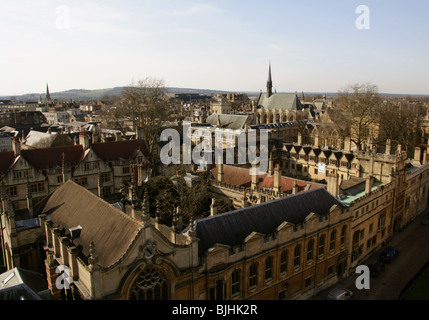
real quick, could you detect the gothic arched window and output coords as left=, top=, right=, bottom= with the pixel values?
left=129, top=267, right=168, bottom=300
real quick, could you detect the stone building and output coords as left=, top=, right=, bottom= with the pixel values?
left=2, top=150, right=429, bottom=300
left=35, top=180, right=348, bottom=300
left=0, top=128, right=151, bottom=273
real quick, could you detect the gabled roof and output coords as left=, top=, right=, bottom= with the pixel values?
left=340, top=153, right=355, bottom=162
left=41, top=180, right=142, bottom=269
left=256, top=93, right=303, bottom=111
left=24, top=130, right=57, bottom=148
left=21, top=145, right=84, bottom=170
left=195, top=187, right=344, bottom=255
left=309, top=148, right=322, bottom=157
left=205, top=114, right=251, bottom=130
left=91, top=139, right=149, bottom=162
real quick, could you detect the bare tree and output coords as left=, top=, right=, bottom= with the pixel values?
left=329, top=83, right=381, bottom=150
left=378, top=98, right=424, bottom=157
left=102, top=77, right=171, bottom=159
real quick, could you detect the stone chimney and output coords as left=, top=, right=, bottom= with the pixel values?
left=326, top=173, right=339, bottom=198
left=344, top=137, right=351, bottom=152
left=385, top=139, right=391, bottom=155
left=79, top=133, right=90, bottom=151
left=273, top=164, right=281, bottom=193
left=292, top=180, right=299, bottom=195
left=251, top=164, right=258, bottom=190
left=210, top=198, right=217, bottom=216
left=242, top=191, right=248, bottom=208
left=413, top=147, right=422, bottom=165
left=217, top=163, right=224, bottom=182
left=12, top=137, right=21, bottom=156
left=365, top=176, right=374, bottom=195
left=268, top=152, right=273, bottom=176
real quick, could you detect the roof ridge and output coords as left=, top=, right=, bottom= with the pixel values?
left=61, top=180, right=142, bottom=226
left=196, top=187, right=336, bottom=224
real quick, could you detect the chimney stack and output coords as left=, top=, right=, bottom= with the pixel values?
left=12, top=137, right=21, bottom=156
left=273, top=164, right=281, bottom=193
left=385, top=139, right=391, bottom=155
left=251, top=164, right=258, bottom=190
left=365, top=176, right=374, bottom=195
left=79, top=132, right=90, bottom=151
left=326, top=173, right=339, bottom=198
left=210, top=198, right=217, bottom=216
left=217, top=163, right=224, bottom=182
left=292, top=180, right=299, bottom=195
left=344, top=137, right=351, bottom=152
left=413, top=147, right=422, bottom=165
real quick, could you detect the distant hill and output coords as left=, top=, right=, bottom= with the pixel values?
left=0, top=87, right=237, bottom=101
left=2, top=87, right=426, bottom=102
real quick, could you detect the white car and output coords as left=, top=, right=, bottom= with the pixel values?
left=327, top=288, right=353, bottom=300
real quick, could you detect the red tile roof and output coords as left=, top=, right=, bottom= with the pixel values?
left=91, top=140, right=149, bottom=162
left=21, top=145, right=84, bottom=170
left=211, top=164, right=323, bottom=194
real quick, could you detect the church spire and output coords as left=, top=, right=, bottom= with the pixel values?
left=267, top=61, right=273, bottom=98
left=45, top=83, right=52, bottom=105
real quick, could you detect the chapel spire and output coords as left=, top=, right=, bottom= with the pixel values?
left=267, top=62, right=273, bottom=98
left=45, top=83, right=52, bottom=105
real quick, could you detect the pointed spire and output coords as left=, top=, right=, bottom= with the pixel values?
left=155, top=198, right=161, bottom=220
left=88, top=241, right=99, bottom=268
left=45, top=83, right=52, bottom=104
left=188, top=214, right=196, bottom=239
left=142, top=189, right=150, bottom=217
left=172, top=207, right=183, bottom=232
left=267, top=61, right=273, bottom=98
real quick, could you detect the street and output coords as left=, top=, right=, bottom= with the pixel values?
left=312, top=210, right=429, bottom=300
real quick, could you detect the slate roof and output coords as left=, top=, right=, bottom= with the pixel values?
left=0, top=267, right=52, bottom=300
left=195, top=187, right=344, bottom=255
left=41, top=180, right=142, bottom=269
left=205, top=114, right=251, bottom=130
left=256, top=93, right=303, bottom=111
left=24, top=130, right=57, bottom=148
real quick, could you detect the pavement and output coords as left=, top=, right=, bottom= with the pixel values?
left=311, top=210, right=429, bottom=300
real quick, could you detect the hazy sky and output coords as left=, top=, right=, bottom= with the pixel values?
left=0, top=0, right=428, bottom=96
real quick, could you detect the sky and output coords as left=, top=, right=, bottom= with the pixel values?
left=0, top=0, right=428, bottom=96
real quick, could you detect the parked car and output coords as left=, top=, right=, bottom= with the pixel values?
left=327, top=288, right=353, bottom=300
left=379, top=246, right=399, bottom=264
left=368, top=261, right=385, bottom=277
